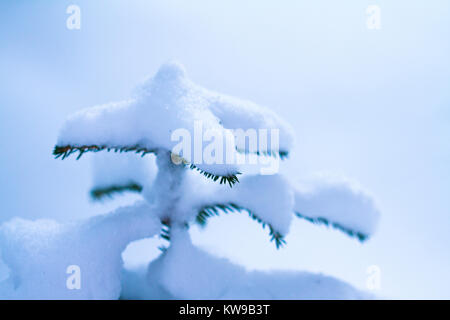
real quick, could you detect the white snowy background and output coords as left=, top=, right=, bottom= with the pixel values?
left=0, top=0, right=449, bottom=299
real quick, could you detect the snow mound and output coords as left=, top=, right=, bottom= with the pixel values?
left=121, top=227, right=371, bottom=300
left=57, top=61, right=294, bottom=176
left=0, top=202, right=160, bottom=299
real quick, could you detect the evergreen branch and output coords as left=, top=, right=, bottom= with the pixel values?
left=236, top=149, right=289, bottom=160
left=196, top=203, right=286, bottom=249
left=53, top=144, right=240, bottom=187
left=188, top=164, right=240, bottom=187
left=90, top=183, right=143, bottom=200
left=295, top=212, right=368, bottom=242
left=53, top=144, right=157, bottom=160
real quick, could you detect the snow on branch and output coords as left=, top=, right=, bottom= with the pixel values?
left=207, top=90, right=294, bottom=156
left=173, top=174, right=293, bottom=246
left=54, top=144, right=241, bottom=186
left=185, top=172, right=379, bottom=244
left=188, top=163, right=240, bottom=187
left=54, top=62, right=293, bottom=183
left=84, top=149, right=379, bottom=243
left=293, top=176, right=380, bottom=241
left=196, top=203, right=286, bottom=249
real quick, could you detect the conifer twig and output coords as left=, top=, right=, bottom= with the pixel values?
left=295, top=212, right=368, bottom=242
left=196, top=203, right=286, bottom=249
left=90, top=183, right=143, bottom=200
left=53, top=144, right=241, bottom=186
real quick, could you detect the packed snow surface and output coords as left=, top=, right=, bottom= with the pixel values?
left=0, top=202, right=160, bottom=299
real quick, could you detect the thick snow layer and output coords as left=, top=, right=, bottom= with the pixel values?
left=208, top=94, right=294, bottom=154
left=155, top=171, right=294, bottom=236
left=293, top=176, right=380, bottom=238
left=91, top=152, right=157, bottom=197
left=57, top=62, right=293, bottom=176
left=219, top=174, right=294, bottom=236
left=142, top=166, right=378, bottom=240
left=0, top=202, right=160, bottom=299
left=121, top=228, right=371, bottom=300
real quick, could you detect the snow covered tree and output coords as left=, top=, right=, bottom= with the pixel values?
left=0, top=62, right=380, bottom=299
left=54, top=62, right=378, bottom=246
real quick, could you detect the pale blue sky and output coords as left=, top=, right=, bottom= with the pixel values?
left=1, top=0, right=449, bottom=298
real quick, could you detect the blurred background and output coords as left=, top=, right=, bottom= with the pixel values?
left=0, top=0, right=449, bottom=299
